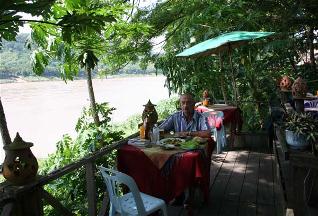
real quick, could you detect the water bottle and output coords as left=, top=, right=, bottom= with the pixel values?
left=152, top=124, right=160, bottom=144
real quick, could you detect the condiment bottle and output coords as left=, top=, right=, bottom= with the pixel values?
left=139, top=123, right=145, bottom=139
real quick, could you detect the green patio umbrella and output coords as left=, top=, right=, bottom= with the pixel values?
left=176, top=31, right=275, bottom=104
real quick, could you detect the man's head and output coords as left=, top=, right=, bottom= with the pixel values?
left=180, top=93, right=195, bottom=118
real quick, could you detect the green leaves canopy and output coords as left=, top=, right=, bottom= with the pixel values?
left=133, top=0, right=318, bottom=130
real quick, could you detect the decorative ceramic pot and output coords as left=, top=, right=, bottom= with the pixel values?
left=141, top=100, right=158, bottom=139
left=285, top=129, right=310, bottom=150
left=142, top=100, right=158, bottom=131
left=279, top=75, right=292, bottom=91
left=292, top=77, right=308, bottom=98
left=2, top=133, right=38, bottom=185
left=203, top=90, right=209, bottom=99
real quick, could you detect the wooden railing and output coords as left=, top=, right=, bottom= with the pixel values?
left=0, top=132, right=138, bottom=216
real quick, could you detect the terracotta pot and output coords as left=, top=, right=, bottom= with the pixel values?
left=2, top=133, right=38, bottom=185
left=292, top=77, right=308, bottom=98
left=203, top=90, right=209, bottom=99
left=279, top=75, right=292, bottom=91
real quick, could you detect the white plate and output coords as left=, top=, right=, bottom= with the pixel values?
left=160, top=138, right=185, bottom=146
left=161, top=144, right=175, bottom=150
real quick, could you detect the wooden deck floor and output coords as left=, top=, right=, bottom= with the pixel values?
left=167, top=149, right=283, bottom=216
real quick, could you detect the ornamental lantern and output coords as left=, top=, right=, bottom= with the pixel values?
left=141, top=100, right=158, bottom=139
left=202, top=89, right=210, bottom=106
left=2, top=133, right=38, bottom=185
left=279, top=75, right=292, bottom=91
left=292, top=77, right=308, bottom=98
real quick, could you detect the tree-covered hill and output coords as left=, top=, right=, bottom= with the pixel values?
left=0, top=33, right=157, bottom=81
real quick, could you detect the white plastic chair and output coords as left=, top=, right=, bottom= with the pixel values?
left=99, top=166, right=168, bottom=216
left=202, top=111, right=226, bottom=154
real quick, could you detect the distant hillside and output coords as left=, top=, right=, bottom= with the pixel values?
left=0, top=33, right=157, bottom=82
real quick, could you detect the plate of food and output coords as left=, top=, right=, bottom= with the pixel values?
left=160, top=137, right=185, bottom=146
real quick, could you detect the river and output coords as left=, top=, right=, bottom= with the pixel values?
left=0, top=76, right=171, bottom=160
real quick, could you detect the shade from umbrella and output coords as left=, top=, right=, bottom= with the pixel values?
left=176, top=31, right=275, bottom=58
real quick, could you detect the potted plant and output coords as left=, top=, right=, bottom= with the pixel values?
left=284, top=112, right=318, bottom=150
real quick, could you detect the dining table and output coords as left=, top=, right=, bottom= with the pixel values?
left=117, top=137, right=215, bottom=204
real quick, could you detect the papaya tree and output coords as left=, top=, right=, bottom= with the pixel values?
left=29, top=0, right=151, bottom=127
left=0, top=0, right=151, bottom=145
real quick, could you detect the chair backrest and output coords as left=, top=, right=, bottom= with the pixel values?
left=99, top=167, right=147, bottom=215
left=305, top=100, right=318, bottom=108
left=202, top=111, right=226, bottom=153
left=202, top=110, right=224, bottom=129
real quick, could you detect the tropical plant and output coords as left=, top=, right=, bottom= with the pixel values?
left=40, top=102, right=123, bottom=215
left=28, top=0, right=152, bottom=127
left=284, top=112, right=318, bottom=143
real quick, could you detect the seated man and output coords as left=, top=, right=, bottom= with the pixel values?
left=159, top=93, right=211, bottom=138
left=159, top=93, right=212, bottom=206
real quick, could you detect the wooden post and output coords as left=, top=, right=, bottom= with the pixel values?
left=12, top=186, right=43, bottom=216
left=85, top=162, right=97, bottom=216
left=293, top=98, right=305, bottom=113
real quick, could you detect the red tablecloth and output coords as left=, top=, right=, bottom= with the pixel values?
left=117, top=141, right=214, bottom=203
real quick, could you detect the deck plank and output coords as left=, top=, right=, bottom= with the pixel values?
left=239, top=152, right=259, bottom=204
left=173, top=149, right=282, bottom=216
left=224, top=151, right=249, bottom=202
left=257, top=204, right=276, bottom=216
left=257, top=153, right=274, bottom=205
left=238, top=202, right=257, bottom=216
left=202, top=151, right=239, bottom=215
left=210, top=152, right=228, bottom=189
left=218, top=202, right=239, bottom=216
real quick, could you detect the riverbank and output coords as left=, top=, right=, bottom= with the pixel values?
left=0, top=73, right=161, bottom=84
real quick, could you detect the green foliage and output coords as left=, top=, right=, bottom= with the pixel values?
left=39, top=98, right=176, bottom=214
left=40, top=102, right=123, bottom=215
left=155, top=96, right=179, bottom=119
left=284, top=112, right=318, bottom=142
left=134, top=0, right=318, bottom=130
left=0, top=0, right=55, bottom=46
left=27, top=0, right=152, bottom=80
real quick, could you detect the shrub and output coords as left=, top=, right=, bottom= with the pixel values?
left=284, top=112, right=318, bottom=142
left=40, top=103, right=123, bottom=215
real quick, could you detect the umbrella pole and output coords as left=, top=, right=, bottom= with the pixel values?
left=219, top=54, right=228, bottom=104
left=228, top=45, right=239, bottom=105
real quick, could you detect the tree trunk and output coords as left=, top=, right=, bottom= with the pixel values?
left=219, top=55, right=228, bottom=104
left=86, top=68, right=100, bottom=127
left=228, top=48, right=239, bottom=105
left=0, top=97, right=12, bottom=146
left=308, top=27, right=316, bottom=70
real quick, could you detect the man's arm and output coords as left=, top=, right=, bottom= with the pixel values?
left=158, top=114, right=175, bottom=132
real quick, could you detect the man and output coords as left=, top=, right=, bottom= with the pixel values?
left=159, top=93, right=212, bottom=206
left=159, top=93, right=211, bottom=138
